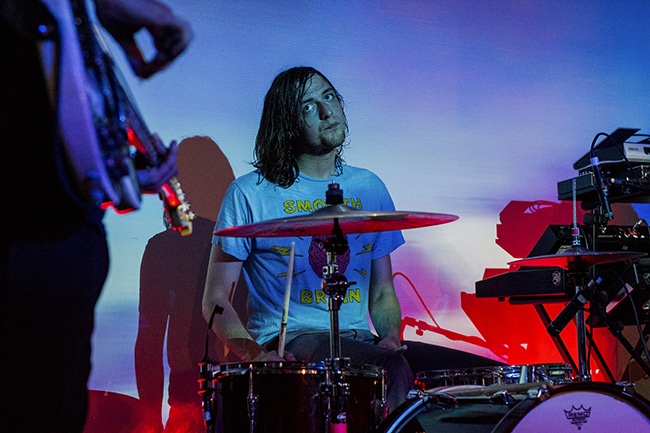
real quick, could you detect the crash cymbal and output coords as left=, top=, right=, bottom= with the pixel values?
left=214, top=204, right=459, bottom=237
left=508, top=246, right=646, bottom=270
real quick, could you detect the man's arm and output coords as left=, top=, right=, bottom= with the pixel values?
left=202, top=244, right=287, bottom=362
left=368, top=254, right=404, bottom=350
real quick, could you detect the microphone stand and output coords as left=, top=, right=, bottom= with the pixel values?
left=198, top=303, right=224, bottom=433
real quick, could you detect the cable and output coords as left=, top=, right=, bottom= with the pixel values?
left=593, top=132, right=650, bottom=192
left=589, top=133, right=614, bottom=220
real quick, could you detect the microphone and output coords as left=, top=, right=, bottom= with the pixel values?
left=590, top=155, right=613, bottom=220
left=547, top=276, right=602, bottom=336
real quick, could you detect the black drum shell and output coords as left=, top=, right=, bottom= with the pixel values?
left=214, top=361, right=385, bottom=433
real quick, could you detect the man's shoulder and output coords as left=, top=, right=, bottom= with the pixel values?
left=230, top=170, right=274, bottom=191
left=233, top=169, right=261, bottom=184
left=341, top=164, right=374, bottom=176
left=340, top=164, right=385, bottom=184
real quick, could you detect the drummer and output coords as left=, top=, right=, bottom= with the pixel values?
left=203, top=66, right=497, bottom=412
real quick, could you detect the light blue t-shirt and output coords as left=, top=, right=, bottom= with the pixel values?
left=213, top=165, right=405, bottom=345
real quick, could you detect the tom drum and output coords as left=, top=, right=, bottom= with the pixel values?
left=214, top=361, right=386, bottom=433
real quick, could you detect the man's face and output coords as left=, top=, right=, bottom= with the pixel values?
left=296, top=74, right=346, bottom=156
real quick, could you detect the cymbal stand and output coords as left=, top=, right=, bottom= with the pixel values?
left=571, top=178, right=591, bottom=381
left=320, top=183, right=355, bottom=432
left=322, top=218, right=354, bottom=359
left=549, top=178, right=592, bottom=381
left=574, top=277, right=590, bottom=381
left=319, top=224, right=354, bottom=432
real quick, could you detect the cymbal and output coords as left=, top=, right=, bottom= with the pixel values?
left=508, top=246, right=646, bottom=270
left=214, top=204, right=459, bottom=237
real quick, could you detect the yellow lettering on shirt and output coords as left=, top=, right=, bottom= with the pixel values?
left=299, top=288, right=362, bottom=304
left=344, top=197, right=363, bottom=209
left=300, top=290, right=314, bottom=304
left=283, top=197, right=362, bottom=215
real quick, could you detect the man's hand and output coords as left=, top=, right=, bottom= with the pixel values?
left=95, top=0, right=193, bottom=78
left=377, top=335, right=408, bottom=353
left=137, top=137, right=178, bottom=193
left=252, top=349, right=297, bottom=363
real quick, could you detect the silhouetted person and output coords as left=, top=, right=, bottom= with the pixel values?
left=135, top=136, right=236, bottom=432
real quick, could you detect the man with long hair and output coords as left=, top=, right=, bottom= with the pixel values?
left=203, top=66, right=495, bottom=416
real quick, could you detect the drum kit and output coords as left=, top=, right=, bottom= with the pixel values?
left=200, top=184, right=650, bottom=432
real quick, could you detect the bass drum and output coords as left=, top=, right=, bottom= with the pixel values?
left=215, top=361, right=385, bottom=433
left=378, top=382, right=650, bottom=433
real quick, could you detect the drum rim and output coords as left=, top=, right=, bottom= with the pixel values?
left=378, top=381, right=650, bottom=433
left=217, top=360, right=386, bottom=377
left=492, top=381, right=650, bottom=432
left=550, top=381, right=650, bottom=410
left=217, top=360, right=323, bottom=376
left=416, top=363, right=573, bottom=378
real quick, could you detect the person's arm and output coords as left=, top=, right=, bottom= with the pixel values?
left=94, top=0, right=193, bottom=78
left=91, top=0, right=191, bottom=190
left=202, top=244, right=288, bottom=362
left=368, top=254, right=404, bottom=350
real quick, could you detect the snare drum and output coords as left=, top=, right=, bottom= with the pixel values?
left=415, top=363, right=572, bottom=390
left=378, top=381, right=650, bottom=433
left=214, top=361, right=385, bottom=433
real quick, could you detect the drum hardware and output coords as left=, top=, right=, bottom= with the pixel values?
left=198, top=302, right=224, bottom=433
left=511, top=242, right=650, bottom=381
left=320, top=357, right=352, bottom=431
left=320, top=184, right=360, bottom=432
left=510, top=177, right=647, bottom=382
left=198, top=359, right=217, bottom=433
left=509, top=252, right=622, bottom=382
left=320, top=184, right=357, bottom=361
left=490, top=388, right=519, bottom=406
left=477, top=221, right=650, bottom=381
left=246, top=367, right=258, bottom=433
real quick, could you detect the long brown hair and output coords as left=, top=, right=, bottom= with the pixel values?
left=253, top=67, right=347, bottom=187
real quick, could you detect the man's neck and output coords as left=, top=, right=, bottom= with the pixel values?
left=297, top=151, right=337, bottom=178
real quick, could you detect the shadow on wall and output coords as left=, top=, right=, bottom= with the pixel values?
left=85, top=136, right=248, bottom=433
